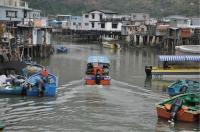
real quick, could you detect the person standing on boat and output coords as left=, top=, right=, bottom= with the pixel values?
left=37, top=79, right=45, bottom=97
left=163, top=61, right=169, bottom=69
left=170, top=97, right=183, bottom=122
left=95, top=69, right=101, bottom=85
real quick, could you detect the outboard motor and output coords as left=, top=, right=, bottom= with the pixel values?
left=95, top=73, right=101, bottom=85
left=170, top=97, right=183, bottom=121
left=145, top=66, right=152, bottom=77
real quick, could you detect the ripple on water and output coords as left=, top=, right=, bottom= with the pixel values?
left=0, top=79, right=199, bottom=132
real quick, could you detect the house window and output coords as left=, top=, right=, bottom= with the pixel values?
left=92, top=22, right=94, bottom=28
left=101, top=23, right=105, bottom=28
left=100, top=14, right=103, bottom=20
left=85, top=14, right=89, bottom=18
left=73, top=22, right=76, bottom=25
left=6, top=10, right=17, bottom=18
left=24, top=10, right=27, bottom=18
left=79, top=23, right=81, bottom=26
left=92, top=13, right=95, bottom=19
left=112, top=23, right=118, bottom=29
left=85, top=23, right=89, bottom=26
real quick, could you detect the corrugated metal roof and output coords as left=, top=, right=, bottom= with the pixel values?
left=159, top=55, right=200, bottom=62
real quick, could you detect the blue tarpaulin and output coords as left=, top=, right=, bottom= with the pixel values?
left=87, top=56, right=110, bottom=64
left=159, top=55, right=200, bottom=62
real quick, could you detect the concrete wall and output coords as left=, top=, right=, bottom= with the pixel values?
left=82, top=13, right=90, bottom=30
left=104, top=22, right=122, bottom=31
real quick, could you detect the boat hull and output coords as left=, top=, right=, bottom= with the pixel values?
left=156, top=93, right=200, bottom=123
left=27, top=73, right=58, bottom=97
left=0, top=86, right=22, bottom=95
left=85, top=75, right=111, bottom=85
left=156, top=105, right=199, bottom=122
left=85, top=79, right=110, bottom=85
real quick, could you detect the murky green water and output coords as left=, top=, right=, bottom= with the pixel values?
left=0, top=42, right=199, bottom=132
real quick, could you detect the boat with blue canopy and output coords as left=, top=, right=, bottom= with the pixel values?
left=85, top=56, right=111, bottom=85
left=145, top=55, right=200, bottom=77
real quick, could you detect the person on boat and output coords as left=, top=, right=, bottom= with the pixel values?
left=36, top=79, right=45, bottom=97
left=103, top=64, right=109, bottom=75
left=95, top=69, right=101, bottom=85
left=163, top=61, right=169, bottom=69
left=21, top=83, right=28, bottom=96
left=179, top=84, right=188, bottom=94
left=86, top=63, right=94, bottom=75
left=40, top=67, right=49, bottom=82
left=170, top=97, right=183, bottom=122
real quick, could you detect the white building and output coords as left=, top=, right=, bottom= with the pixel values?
left=165, top=15, right=191, bottom=28
left=85, top=10, right=122, bottom=32
left=0, top=0, right=41, bottom=24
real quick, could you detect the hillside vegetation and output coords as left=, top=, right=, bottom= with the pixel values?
left=25, top=0, right=200, bottom=17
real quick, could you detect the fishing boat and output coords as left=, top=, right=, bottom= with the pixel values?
left=167, top=80, right=200, bottom=96
left=26, top=72, right=58, bottom=96
left=0, top=72, right=58, bottom=97
left=0, top=120, right=4, bottom=131
left=0, top=74, right=26, bottom=95
left=145, top=55, right=200, bottom=78
left=156, top=93, right=200, bottom=122
left=102, top=37, right=121, bottom=50
left=56, top=46, right=68, bottom=53
left=85, top=56, right=111, bottom=85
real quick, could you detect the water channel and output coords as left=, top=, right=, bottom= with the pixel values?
left=0, top=42, right=199, bottom=132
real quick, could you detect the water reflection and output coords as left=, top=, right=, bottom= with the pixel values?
left=156, top=119, right=200, bottom=132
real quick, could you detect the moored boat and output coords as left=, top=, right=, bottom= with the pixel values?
left=102, top=37, right=121, bottom=50
left=0, top=74, right=26, bottom=95
left=56, top=46, right=68, bottom=53
left=85, top=56, right=111, bottom=85
left=26, top=72, right=58, bottom=97
left=145, top=55, right=200, bottom=77
left=167, top=80, right=200, bottom=96
left=156, top=93, right=200, bottom=122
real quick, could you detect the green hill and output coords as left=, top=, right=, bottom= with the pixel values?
left=25, top=0, right=200, bottom=17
